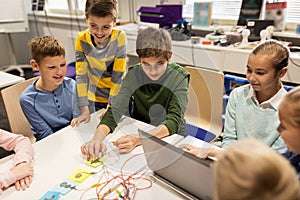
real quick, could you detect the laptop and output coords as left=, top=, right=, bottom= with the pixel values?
left=139, top=129, right=215, bottom=200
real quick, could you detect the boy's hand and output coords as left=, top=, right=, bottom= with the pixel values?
left=11, top=162, right=34, bottom=191
left=81, top=139, right=107, bottom=160
left=71, top=113, right=90, bottom=127
left=113, top=135, right=141, bottom=153
left=71, top=106, right=90, bottom=127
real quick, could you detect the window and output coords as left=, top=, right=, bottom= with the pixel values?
left=45, top=0, right=300, bottom=27
left=45, top=0, right=85, bottom=13
left=286, top=0, right=300, bottom=23
left=185, top=0, right=300, bottom=25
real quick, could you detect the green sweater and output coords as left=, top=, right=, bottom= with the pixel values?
left=100, top=62, right=190, bottom=135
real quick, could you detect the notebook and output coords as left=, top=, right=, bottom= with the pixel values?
left=139, top=129, right=215, bottom=200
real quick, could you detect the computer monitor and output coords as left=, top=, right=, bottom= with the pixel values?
left=237, top=0, right=263, bottom=26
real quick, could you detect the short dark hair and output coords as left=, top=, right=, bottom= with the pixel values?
left=85, top=0, right=117, bottom=20
left=136, top=27, right=172, bottom=60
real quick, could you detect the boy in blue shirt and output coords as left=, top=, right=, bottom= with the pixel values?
left=20, top=36, right=81, bottom=141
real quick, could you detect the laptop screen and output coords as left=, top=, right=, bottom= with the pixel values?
left=139, top=129, right=215, bottom=200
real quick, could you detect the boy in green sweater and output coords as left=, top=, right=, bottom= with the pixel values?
left=81, top=27, right=190, bottom=156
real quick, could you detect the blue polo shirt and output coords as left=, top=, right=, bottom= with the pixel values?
left=20, top=77, right=81, bottom=141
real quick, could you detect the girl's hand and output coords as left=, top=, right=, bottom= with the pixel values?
left=11, top=162, right=34, bottom=191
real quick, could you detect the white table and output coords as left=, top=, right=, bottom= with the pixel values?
left=0, top=71, right=25, bottom=89
left=0, top=112, right=202, bottom=200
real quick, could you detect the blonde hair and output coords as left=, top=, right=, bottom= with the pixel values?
left=215, top=138, right=300, bottom=200
left=30, top=36, right=65, bottom=65
left=280, top=86, right=300, bottom=128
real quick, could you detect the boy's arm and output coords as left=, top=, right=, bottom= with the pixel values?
left=71, top=80, right=82, bottom=118
left=221, top=91, right=238, bottom=149
left=100, top=71, right=133, bottom=132
left=20, top=97, right=53, bottom=140
left=109, top=30, right=127, bottom=104
left=75, top=33, right=90, bottom=108
left=163, top=75, right=189, bottom=135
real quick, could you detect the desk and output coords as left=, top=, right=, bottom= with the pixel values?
left=0, top=71, right=25, bottom=89
left=0, top=111, right=204, bottom=200
left=121, top=23, right=300, bottom=85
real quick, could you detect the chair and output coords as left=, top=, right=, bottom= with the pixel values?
left=184, top=66, right=224, bottom=142
left=0, top=76, right=39, bottom=143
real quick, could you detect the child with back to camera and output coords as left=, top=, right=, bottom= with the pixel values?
left=20, top=36, right=81, bottom=141
left=81, top=27, right=190, bottom=158
left=74, top=0, right=127, bottom=126
left=222, top=40, right=289, bottom=150
left=0, top=129, right=34, bottom=195
left=215, top=138, right=300, bottom=200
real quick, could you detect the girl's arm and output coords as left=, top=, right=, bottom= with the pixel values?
left=0, top=129, right=34, bottom=166
left=0, top=130, right=34, bottom=190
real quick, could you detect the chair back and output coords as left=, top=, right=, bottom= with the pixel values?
left=184, top=66, right=224, bottom=140
left=1, top=77, right=39, bottom=143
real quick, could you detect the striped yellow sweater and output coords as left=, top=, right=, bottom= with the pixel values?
left=75, top=28, right=127, bottom=107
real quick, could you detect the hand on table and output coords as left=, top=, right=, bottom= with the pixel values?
left=179, top=144, right=223, bottom=158
left=113, top=135, right=141, bottom=153
left=71, top=113, right=90, bottom=127
left=71, top=106, right=90, bottom=127
left=81, top=139, right=107, bottom=160
left=11, top=162, right=34, bottom=191
left=179, top=144, right=211, bottom=158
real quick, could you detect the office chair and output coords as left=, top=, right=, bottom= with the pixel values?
left=184, top=66, right=224, bottom=142
left=0, top=76, right=39, bottom=143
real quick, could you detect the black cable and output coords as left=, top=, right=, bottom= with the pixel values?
left=74, top=0, right=82, bottom=32
left=289, top=56, right=300, bottom=68
left=68, top=0, right=75, bottom=48
left=44, top=10, right=53, bottom=36
left=32, top=11, right=40, bottom=36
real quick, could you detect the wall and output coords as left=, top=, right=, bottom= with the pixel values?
left=0, top=15, right=87, bottom=69
left=1, top=11, right=300, bottom=72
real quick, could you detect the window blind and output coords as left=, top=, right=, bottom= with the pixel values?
left=45, top=0, right=300, bottom=24
left=286, top=0, right=300, bottom=23
left=185, top=0, right=300, bottom=23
